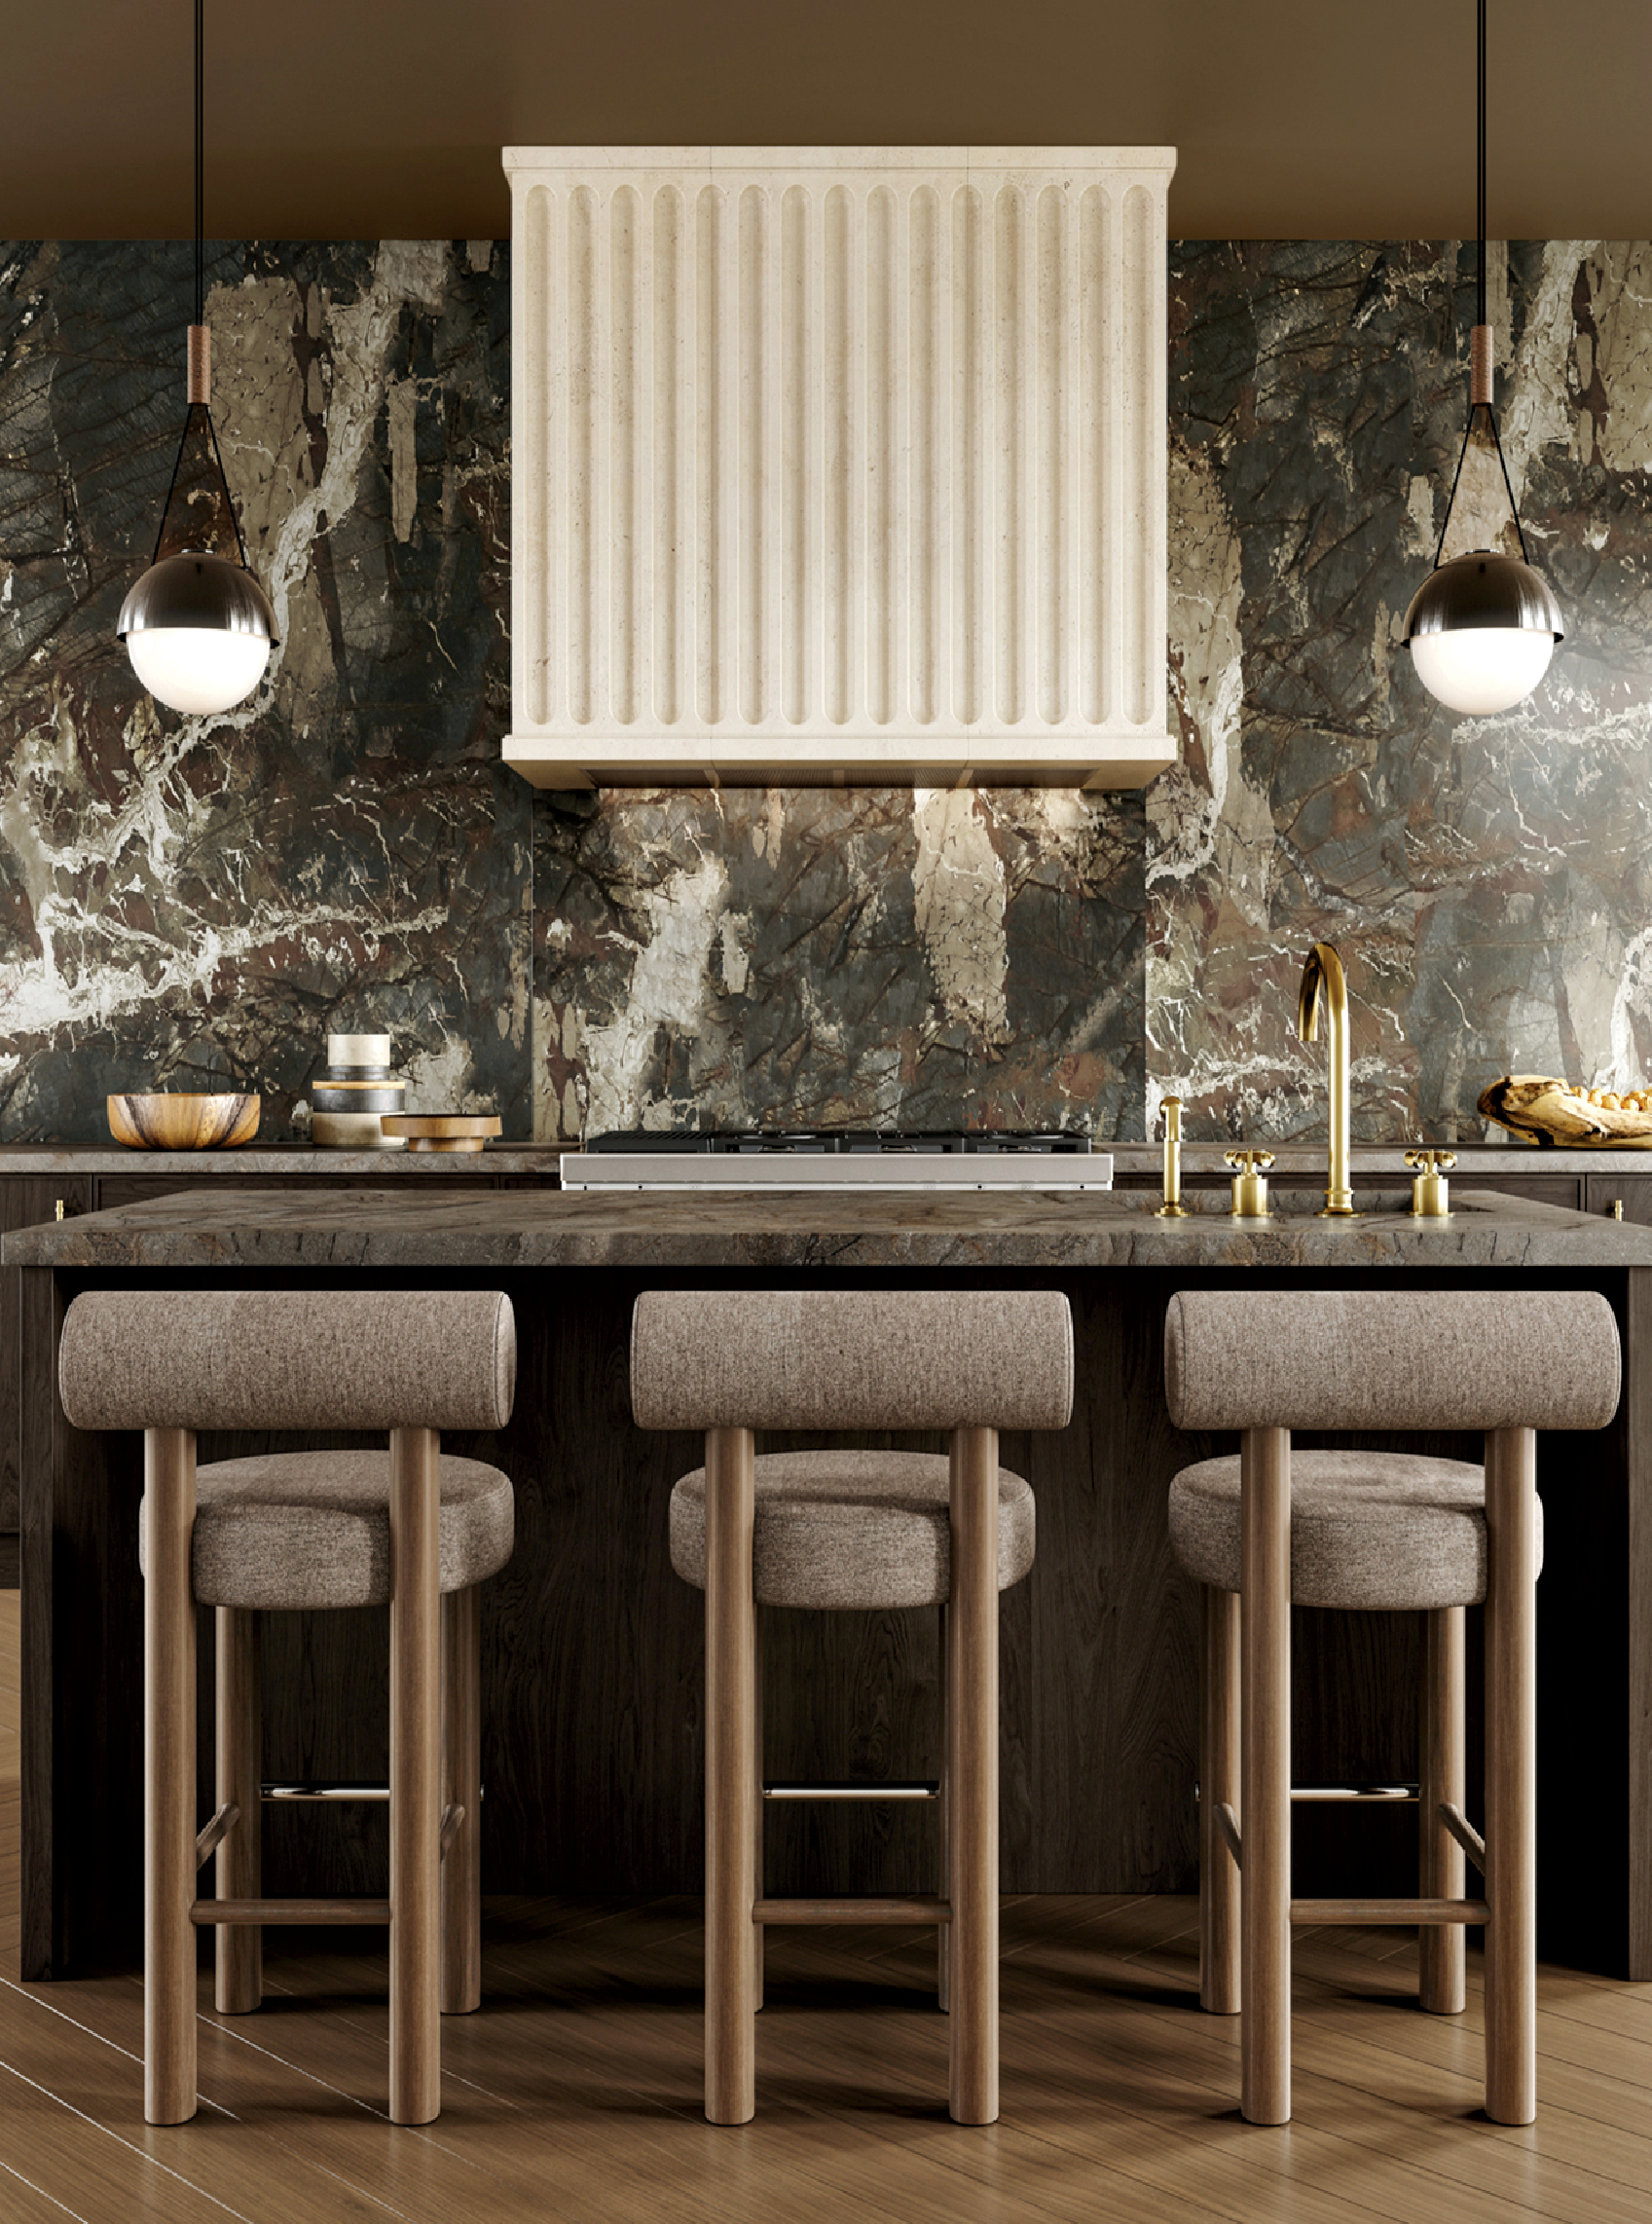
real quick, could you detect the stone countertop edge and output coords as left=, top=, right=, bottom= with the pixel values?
left=1, top=1141, right=1649, bottom=1175
left=9, top=1186, right=1652, bottom=1270
left=0, top=1143, right=552, bottom=1174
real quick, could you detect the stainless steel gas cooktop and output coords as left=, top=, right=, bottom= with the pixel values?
left=561, top=1131, right=1115, bottom=1190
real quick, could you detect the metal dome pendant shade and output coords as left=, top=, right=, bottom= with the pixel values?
left=1403, top=0, right=1561, bottom=716
left=119, top=0, right=275, bottom=717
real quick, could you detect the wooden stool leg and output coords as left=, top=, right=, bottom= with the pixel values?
left=705, top=1426, right=756, bottom=2126
left=1240, top=1426, right=1291, bottom=2127
left=1200, top=1583, right=1241, bottom=2015
left=1419, top=1606, right=1466, bottom=2016
left=752, top=1603, right=764, bottom=2016
left=949, top=1424, right=999, bottom=2126
left=1485, top=1426, right=1538, bottom=2126
left=389, top=1426, right=442, bottom=2126
left=214, top=1607, right=262, bottom=2015
left=937, top=1602, right=950, bottom=2014
left=145, top=1426, right=198, bottom=2125
left=441, top=1584, right=482, bottom=2016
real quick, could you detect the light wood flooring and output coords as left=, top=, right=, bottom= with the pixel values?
left=3, top=1591, right=1652, bottom=2223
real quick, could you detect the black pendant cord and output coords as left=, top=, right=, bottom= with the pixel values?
left=1477, top=0, right=1487, bottom=330
left=193, top=0, right=202, bottom=324
left=1431, top=402, right=1532, bottom=571
left=151, top=0, right=250, bottom=571
left=1431, top=0, right=1532, bottom=572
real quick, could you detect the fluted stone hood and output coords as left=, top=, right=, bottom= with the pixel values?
left=502, top=146, right=1177, bottom=791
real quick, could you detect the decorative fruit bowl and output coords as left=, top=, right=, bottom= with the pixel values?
left=107, top=1092, right=261, bottom=1150
left=1477, top=1074, right=1652, bottom=1149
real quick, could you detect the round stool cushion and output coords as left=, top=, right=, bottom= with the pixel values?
left=139, top=1451, right=515, bottom=1611
left=1167, top=1450, right=1542, bottom=1612
left=670, top=1450, right=1036, bottom=1610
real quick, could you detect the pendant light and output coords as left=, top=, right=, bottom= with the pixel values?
left=1403, top=0, right=1561, bottom=716
left=118, top=0, right=275, bottom=716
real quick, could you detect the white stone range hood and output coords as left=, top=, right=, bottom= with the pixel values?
left=502, top=146, right=1177, bottom=791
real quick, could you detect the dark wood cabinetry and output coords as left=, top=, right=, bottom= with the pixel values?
left=10, top=1158, right=1651, bottom=1987
left=1, top=1177, right=90, bottom=1579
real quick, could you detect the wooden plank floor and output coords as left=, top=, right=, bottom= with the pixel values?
left=4, top=1593, right=1652, bottom=2221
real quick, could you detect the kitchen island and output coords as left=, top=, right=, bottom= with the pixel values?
left=10, top=1182, right=1652, bottom=1984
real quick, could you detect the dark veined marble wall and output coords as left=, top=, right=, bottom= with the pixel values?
left=0, top=240, right=525, bottom=1139
left=5, top=238, right=1651, bottom=1145
left=1153, top=240, right=1652, bottom=1147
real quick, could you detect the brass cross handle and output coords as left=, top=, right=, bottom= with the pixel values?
left=1405, top=1149, right=1457, bottom=1173
left=1224, top=1150, right=1275, bottom=1173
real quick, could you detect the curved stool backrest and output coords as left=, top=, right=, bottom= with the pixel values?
left=632, top=1288, right=1073, bottom=1434
left=1162, top=1282, right=1620, bottom=2132
left=1164, top=1287, right=1619, bottom=1435
left=58, top=1285, right=515, bottom=2132
left=60, top=1288, right=516, bottom=1434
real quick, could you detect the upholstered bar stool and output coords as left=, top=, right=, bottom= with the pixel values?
left=1163, top=1288, right=1620, bottom=2128
left=631, top=1288, right=1073, bottom=2129
left=57, top=1287, right=517, bottom=2129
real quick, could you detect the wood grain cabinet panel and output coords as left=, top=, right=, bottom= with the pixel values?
left=1, top=1178, right=90, bottom=1579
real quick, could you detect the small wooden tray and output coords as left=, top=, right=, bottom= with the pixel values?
left=378, top=1115, right=502, bottom=1155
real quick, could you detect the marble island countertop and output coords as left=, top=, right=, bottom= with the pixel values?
left=8, top=1182, right=1652, bottom=1271
left=1, top=1138, right=1649, bottom=1177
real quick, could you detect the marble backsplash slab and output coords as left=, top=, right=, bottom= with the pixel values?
left=5, top=237, right=1651, bottom=1146
left=0, top=239, right=528, bottom=1139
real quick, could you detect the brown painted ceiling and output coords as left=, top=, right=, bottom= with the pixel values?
left=9, top=0, right=1650, bottom=242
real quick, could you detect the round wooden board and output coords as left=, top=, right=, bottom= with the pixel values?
left=379, top=1114, right=501, bottom=1155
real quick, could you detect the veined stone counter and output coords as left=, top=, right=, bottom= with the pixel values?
left=0, top=1142, right=556, bottom=1176
left=8, top=1182, right=1652, bottom=1271
left=0, top=1139, right=1644, bottom=1179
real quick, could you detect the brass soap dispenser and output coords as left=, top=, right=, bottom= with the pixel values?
left=1156, top=1096, right=1189, bottom=1218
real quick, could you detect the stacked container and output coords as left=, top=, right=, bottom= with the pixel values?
left=311, top=1032, right=407, bottom=1149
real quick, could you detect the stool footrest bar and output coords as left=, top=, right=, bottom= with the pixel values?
left=753, top=1896, right=951, bottom=1926
left=1199, top=1781, right=1419, bottom=1805
left=762, top=1780, right=939, bottom=1801
left=261, top=1780, right=390, bottom=1803
left=1290, top=1897, right=1489, bottom=1926
left=192, top=1898, right=393, bottom=1926
left=195, top=1802, right=239, bottom=1870
left=1439, top=1801, right=1487, bottom=1872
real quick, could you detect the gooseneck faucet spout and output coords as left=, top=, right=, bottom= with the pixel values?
left=1298, top=941, right=1359, bottom=1218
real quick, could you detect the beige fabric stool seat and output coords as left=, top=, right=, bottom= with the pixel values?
left=670, top=1450, right=1035, bottom=1610
left=1163, top=1287, right=1621, bottom=2133
left=1168, top=1449, right=1541, bottom=1612
left=633, top=1286, right=1073, bottom=2131
left=57, top=1287, right=518, bottom=2133
left=139, top=1450, right=515, bottom=1611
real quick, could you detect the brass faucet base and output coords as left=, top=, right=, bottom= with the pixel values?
left=1155, top=1203, right=1190, bottom=1219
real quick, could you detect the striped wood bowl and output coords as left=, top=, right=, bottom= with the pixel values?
left=107, top=1093, right=261, bottom=1149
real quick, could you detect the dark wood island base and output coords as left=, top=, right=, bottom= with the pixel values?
left=10, top=1181, right=1652, bottom=1986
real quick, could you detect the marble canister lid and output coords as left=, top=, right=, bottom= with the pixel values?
left=328, top=1032, right=392, bottom=1067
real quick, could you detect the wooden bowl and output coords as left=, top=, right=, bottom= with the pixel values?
left=379, top=1114, right=501, bottom=1155
left=107, top=1093, right=261, bottom=1150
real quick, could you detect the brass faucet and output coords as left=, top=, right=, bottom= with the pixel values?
left=1297, top=941, right=1359, bottom=1218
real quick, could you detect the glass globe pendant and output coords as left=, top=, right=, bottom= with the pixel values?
left=118, top=0, right=275, bottom=717
left=1403, top=0, right=1561, bottom=716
